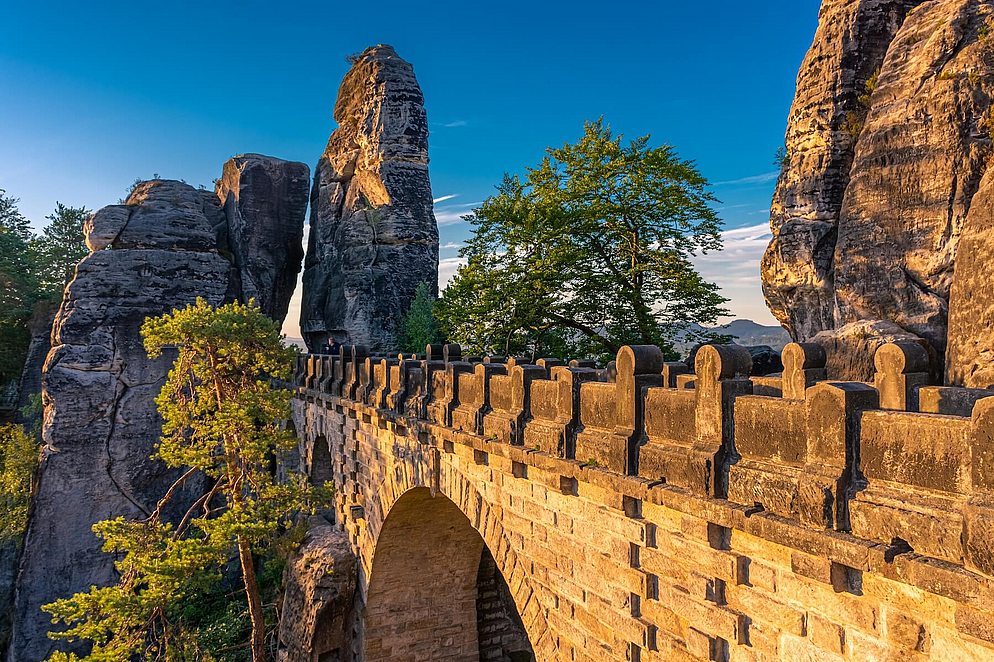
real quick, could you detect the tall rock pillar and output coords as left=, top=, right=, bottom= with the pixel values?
left=8, top=155, right=309, bottom=662
left=300, top=44, right=439, bottom=353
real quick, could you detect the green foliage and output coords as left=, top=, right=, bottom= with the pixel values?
left=843, top=68, right=881, bottom=141
left=842, top=111, right=865, bottom=140
left=936, top=70, right=957, bottom=81
left=857, top=68, right=880, bottom=110
left=43, top=299, right=331, bottom=662
left=0, top=424, right=40, bottom=545
left=35, top=202, right=90, bottom=296
left=398, top=282, right=443, bottom=353
left=0, top=190, right=40, bottom=385
left=436, top=119, right=728, bottom=362
left=0, top=192, right=89, bottom=385
left=773, top=146, right=790, bottom=169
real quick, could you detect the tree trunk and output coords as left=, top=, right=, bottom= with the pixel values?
left=238, top=535, right=267, bottom=662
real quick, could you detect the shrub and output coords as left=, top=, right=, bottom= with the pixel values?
left=0, top=424, right=40, bottom=544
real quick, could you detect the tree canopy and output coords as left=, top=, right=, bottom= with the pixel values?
left=436, top=119, right=729, bottom=361
left=36, top=202, right=90, bottom=296
left=0, top=191, right=88, bottom=385
left=398, top=281, right=444, bottom=354
left=44, top=299, right=329, bottom=662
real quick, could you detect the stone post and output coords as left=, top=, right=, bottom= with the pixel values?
left=442, top=343, right=462, bottom=364
left=430, top=360, right=473, bottom=427
left=874, top=342, right=929, bottom=411
left=614, top=345, right=664, bottom=475
left=801, top=382, right=878, bottom=530
left=319, top=356, right=338, bottom=394
left=346, top=345, right=369, bottom=400
left=662, top=362, right=689, bottom=388
left=409, top=344, right=445, bottom=419
left=370, top=358, right=398, bottom=409
left=966, top=397, right=994, bottom=577
left=306, top=355, right=320, bottom=390
left=508, top=364, right=547, bottom=445
left=781, top=343, right=827, bottom=400
left=552, top=366, right=599, bottom=459
left=692, top=345, right=753, bottom=497
left=452, top=363, right=507, bottom=435
left=294, top=355, right=307, bottom=387
left=387, top=355, right=413, bottom=413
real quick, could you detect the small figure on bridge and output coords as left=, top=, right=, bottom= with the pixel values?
left=320, top=338, right=342, bottom=356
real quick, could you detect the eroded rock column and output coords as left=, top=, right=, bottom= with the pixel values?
left=301, top=44, right=439, bottom=354
left=9, top=157, right=309, bottom=661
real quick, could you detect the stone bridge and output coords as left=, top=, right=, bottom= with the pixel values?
left=289, top=342, right=994, bottom=662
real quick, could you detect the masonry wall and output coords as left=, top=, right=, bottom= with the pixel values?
left=291, top=341, right=994, bottom=662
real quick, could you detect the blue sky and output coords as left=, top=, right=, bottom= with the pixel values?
left=0, top=0, right=821, bottom=336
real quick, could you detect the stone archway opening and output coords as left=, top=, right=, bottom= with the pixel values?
left=310, top=435, right=333, bottom=486
left=362, top=487, right=535, bottom=662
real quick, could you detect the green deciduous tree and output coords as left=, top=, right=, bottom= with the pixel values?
left=436, top=119, right=729, bottom=362
left=44, top=299, right=329, bottom=662
left=398, top=281, right=443, bottom=353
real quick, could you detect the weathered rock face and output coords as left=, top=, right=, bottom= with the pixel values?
left=216, top=154, right=310, bottom=321
left=834, top=1, right=994, bottom=352
left=301, top=45, right=439, bottom=353
left=277, top=520, right=357, bottom=662
left=946, top=167, right=994, bottom=387
left=9, top=166, right=308, bottom=661
left=9, top=182, right=229, bottom=662
left=764, top=0, right=922, bottom=340
left=764, top=0, right=994, bottom=380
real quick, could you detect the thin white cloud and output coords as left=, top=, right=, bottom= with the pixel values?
left=442, top=120, right=468, bottom=128
left=441, top=242, right=463, bottom=250
left=691, top=222, right=779, bottom=325
left=434, top=210, right=471, bottom=226
left=438, top=256, right=467, bottom=289
left=433, top=194, right=459, bottom=204
left=712, top=171, right=780, bottom=187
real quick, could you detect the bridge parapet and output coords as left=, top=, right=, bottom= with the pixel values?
left=293, top=341, right=994, bottom=562
left=290, top=341, right=994, bottom=658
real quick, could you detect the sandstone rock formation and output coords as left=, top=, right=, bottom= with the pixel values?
left=9, top=181, right=230, bottom=661
left=9, top=163, right=308, bottom=661
left=277, top=519, right=357, bottom=662
left=216, top=155, right=310, bottom=321
left=764, top=0, right=922, bottom=340
left=301, top=45, right=439, bottom=354
left=764, top=0, right=994, bottom=380
left=946, top=167, right=994, bottom=387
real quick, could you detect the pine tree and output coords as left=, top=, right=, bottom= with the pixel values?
left=44, top=299, right=330, bottom=662
left=398, top=281, right=443, bottom=353
left=35, top=202, right=90, bottom=295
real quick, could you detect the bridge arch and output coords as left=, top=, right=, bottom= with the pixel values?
left=361, top=478, right=550, bottom=662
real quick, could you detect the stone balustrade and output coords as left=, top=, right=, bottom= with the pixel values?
left=293, top=340, right=994, bottom=581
